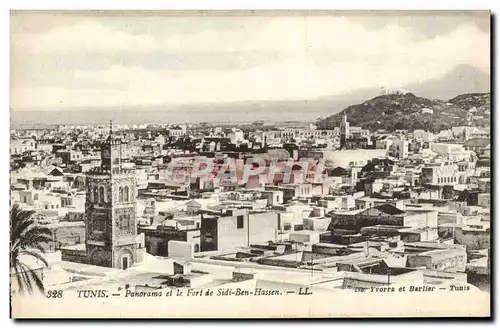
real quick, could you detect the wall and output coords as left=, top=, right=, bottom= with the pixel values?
left=52, top=224, right=86, bottom=250
left=213, top=210, right=279, bottom=251
left=248, top=211, right=279, bottom=245
left=388, top=139, right=409, bottom=159
left=216, top=213, right=249, bottom=251
left=455, top=228, right=490, bottom=250
left=342, top=269, right=423, bottom=288
left=407, top=249, right=466, bottom=272
left=87, top=245, right=113, bottom=267
left=404, top=210, right=438, bottom=229
left=277, top=212, right=302, bottom=231
left=438, top=212, right=463, bottom=225
left=330, top=212, right=404, bottom=230
left=289, top=232, right=320, bottom=243
left=264, top=191, right=284, bottom=206
left=113, top=245, right=135, bottom=269
left=311, top=183, right=328, bottom=197
left=61, top=248, right=88, bottom=264
left=143, top=229, right=195, bottom=257
left=478, top=193, right=490, bottom=208
left=303, top=217, right=332, bottom=231
left=168, top=240, right=194, bottom=259
left=200, top=217, right=218, bottom=251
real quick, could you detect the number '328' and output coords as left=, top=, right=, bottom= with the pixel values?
left=45, top=290, right=63, bottom=298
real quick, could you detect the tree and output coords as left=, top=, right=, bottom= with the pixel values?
left=10, top=204, right=52, bottom=295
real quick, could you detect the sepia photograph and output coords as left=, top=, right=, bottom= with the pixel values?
left=9, top=9, right=491, bottom=318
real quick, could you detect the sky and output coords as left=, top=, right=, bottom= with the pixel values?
left=10, top=11, right=490, bottom=110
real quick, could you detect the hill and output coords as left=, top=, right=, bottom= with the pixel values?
left=315, top=92, right=491, bottom=132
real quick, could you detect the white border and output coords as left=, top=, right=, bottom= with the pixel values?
left=4, top=1, right=499, bottom=10
left=2, top=0, right=498, bottom=326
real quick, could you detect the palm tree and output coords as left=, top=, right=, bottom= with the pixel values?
left=10, top=204, right=52, bottom=295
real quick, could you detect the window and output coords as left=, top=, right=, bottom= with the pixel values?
left=93, top=218, right=105, bottom=231
left=284, top=223, right=292, bottom=231
left=119, top=215, right=132, bottom=233
left=99, top=186, right=105, bottom=203
left=237, top=215, right=244, bottom=229
left=119, top=187, right=124, bottom=202
left=34, top=194, right=39, bottom=201
left=124, top=186, right=129, bottom=202
left=93, top=186, right=98, bottom=202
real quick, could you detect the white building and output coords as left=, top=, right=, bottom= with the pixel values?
left=413, top=130, right=434, bottom=143
left=430, top=143, right=473, bottom=162
left=227, top=129, right=245, bottom=144
left=11, top=138, right=36, bottom=155
left=387, top=138, right=409, bottom=159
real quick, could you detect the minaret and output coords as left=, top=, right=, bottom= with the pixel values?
left=340, top=113, right=350, bottom=149
left=100, top=120, right=123, bottom=173
left=85, top=120, right=142, bottom=269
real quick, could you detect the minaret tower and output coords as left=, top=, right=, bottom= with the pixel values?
left=339, top=113, right=350, bottom=149
left=85, top=120, right=142, bottom=269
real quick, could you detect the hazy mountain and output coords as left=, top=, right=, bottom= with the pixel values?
left=314, top=64, right=490, bottom=117
left=316, top=92, right=491, bottom=132
left=407, top=64, right=490, bottom=100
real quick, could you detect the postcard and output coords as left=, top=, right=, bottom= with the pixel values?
left=10, top=10, right=491, bottom=318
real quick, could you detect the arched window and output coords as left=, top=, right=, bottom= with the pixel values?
left=99, top=186, right=105, bottom=203
left=119, top=187, right=124, bottom=202
left=124, top=186, right=130, bottom=202
left=93, top=186, right=98, bottom=202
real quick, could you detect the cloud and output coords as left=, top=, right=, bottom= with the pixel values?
left=10, top=13, right=490, bottom=109
left=14, top=20, right=158, bottom=55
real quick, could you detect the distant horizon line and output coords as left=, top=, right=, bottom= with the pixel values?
left=9, top=89, right=492, bottom=112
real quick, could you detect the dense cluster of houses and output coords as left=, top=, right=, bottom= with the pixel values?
left=10, top=116, right=490, bottom=292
